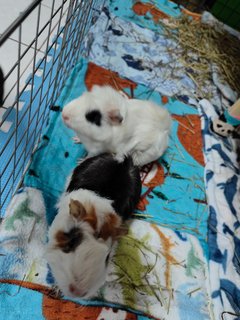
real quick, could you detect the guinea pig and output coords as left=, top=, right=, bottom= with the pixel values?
left=62, top=85, right=172, bottom=167
left=46, top=153, right=141, bottom=299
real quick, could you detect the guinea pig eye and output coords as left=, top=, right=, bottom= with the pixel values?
left=62, top=245, right=71, bottom=254
left=55, top=227, right=84, bottom=253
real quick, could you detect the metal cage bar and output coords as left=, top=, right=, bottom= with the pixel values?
left=0, top=0, right=105, bottom=217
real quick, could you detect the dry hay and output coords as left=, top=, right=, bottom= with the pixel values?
left=160, top=15, right=240, bottom=98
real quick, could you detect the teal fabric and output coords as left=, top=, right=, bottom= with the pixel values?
left=108, top=0, right=181, bottom=31
left=0, top=284, right=45, bottom=320
left=24, top=60, right=88, bottom=225
left=224, top=109, right=240, bottom=126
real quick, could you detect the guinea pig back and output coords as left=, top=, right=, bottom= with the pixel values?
left=67, top=153, right=142, bottom=220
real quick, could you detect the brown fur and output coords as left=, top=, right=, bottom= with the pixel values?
left=82, top=207, right=97, bottom=231
left=69, top=199, right=128, bottom=240
left=98, top=214, right=128, bottom=240
left=69, top=199, right=98, bottom=231
left=69, top=199, right=86, bottom=220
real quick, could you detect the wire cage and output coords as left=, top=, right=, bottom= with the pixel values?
left=0, top=0, right=105, bottom=218
left=0, top=0, right=239, bottom=219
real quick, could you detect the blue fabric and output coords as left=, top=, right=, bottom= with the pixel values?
left=224, top=109, right=240, bottom=126
left=108, top=0, right=181, bottom=30
left=85, top=10, right=198, bottom=98
left=199, top=98, right=240, bottom=318
left=24, top=60, right=88, bottom=225
left=0, top=284, right=45, bottom=320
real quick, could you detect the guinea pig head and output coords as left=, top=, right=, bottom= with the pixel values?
left=61, top=86, right=127, bottom=139
left=46, top=199, right=127, bottom=299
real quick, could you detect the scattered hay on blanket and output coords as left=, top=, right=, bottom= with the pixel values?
left=160, top=15, right=240, bottom=98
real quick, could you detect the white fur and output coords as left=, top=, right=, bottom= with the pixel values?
left=62, top=85, right=172, bottom=166
left=46, top=234, right=109, bottom=299
left=46, top=189, right=116, bottom=299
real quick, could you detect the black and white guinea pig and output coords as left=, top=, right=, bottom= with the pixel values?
left=62, top=85, right=172, bottom=167
left=46, top=153, right=141, bottom=299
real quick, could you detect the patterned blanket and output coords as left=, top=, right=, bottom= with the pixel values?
left=84, top=4, right=237, bottom=108
left=0, top=58, right=212, bottom=319
left=199, top=99, right=240, bottom=318
left=0, top=0, right=239, bottom=319
left=0, top=187, right=212, bottom=320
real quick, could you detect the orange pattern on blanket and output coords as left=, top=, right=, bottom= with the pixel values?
left=132, top=1, right=201, bottom=22
left=0, top=279, right=138, bottom=320
left=137, top=162, right=165, bottom=211
left=43, top=298, right=102, bottom=320
left=85, top=62, right=137, bottom=97
left=141, top=162, right=165, bottom=188
left=151, top=224, right=180, bottom=289
left=136, top=196, right=149, bottom=211
left=132, top=1, right=169, bottom=23
left=181, top=8, right=201, bottom=21
left=172, top=114, right=205, bottom=166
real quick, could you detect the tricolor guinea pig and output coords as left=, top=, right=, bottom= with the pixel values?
left=62, top=85, right=172, bottom=166
left=46, top=153, right=141, bottom=299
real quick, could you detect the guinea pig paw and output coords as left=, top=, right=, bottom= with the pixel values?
left=72, top=136, right=82, bottom=144
left=48, top=285, right=64, bottom=299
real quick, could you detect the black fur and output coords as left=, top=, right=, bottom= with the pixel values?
left=58, top=227, right=84, bottom=253
left=85, top=110, right=102, bottom=126
left=0, top=67, right=4, bottom=106
left=67, top=153, right=142, bottom=220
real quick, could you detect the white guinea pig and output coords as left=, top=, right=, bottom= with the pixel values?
left=62, top=85, right=172, bottom=166
left=46, top=153, right=141, bottom=299
left=46, top=192, right=119, bottom=299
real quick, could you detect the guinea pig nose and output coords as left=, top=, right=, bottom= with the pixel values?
left=69, top=284, right=76, bottom=294
left=69, top=284, right=85, bottom=297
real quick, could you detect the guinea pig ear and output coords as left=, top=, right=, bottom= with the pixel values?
left=69, top=199, right=86, bottom=221
left=98, top=213, right=127, bottom=241
left=106, top=109, right=123, bottom=126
